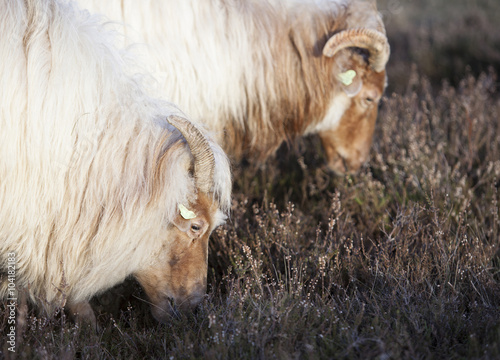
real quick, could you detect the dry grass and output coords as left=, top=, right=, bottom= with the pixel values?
left=2, top=1, right=500, bottom=359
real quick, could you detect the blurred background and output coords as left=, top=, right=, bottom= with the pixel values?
left=377, top=0, right=500, bottom=93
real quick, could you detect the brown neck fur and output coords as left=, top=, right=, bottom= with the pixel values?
left=223, top=3, right=350, bottom=161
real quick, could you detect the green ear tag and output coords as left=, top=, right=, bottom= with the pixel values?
left=179, top=204, right=196, bottom=220
left=338, top=70, right=357, bottom=86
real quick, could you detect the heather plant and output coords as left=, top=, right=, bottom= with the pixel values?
left=2, top=68, right=498, bottom=360
left=2, top=1, right=500, bottom=359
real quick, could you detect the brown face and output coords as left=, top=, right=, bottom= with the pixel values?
left=320, top=66, right=386, bottom=175
left=134, top=193, right=220, bottom=323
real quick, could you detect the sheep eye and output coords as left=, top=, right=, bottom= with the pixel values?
left=191, top=224, right=201, bottom=232
left=365, top=97, right=374, bottom=102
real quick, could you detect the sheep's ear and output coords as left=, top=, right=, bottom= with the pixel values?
left=172, top=204, right=209, bottom=240
left=338, top=69, right=363, bottom=97
left=172, top=215, right=190, bottom=232
left=172, top=204, right=196, bottom=232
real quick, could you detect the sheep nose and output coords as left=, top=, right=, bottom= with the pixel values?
left=327, top=154, right=367, bottom=175
left=176, top=286, right=207, bottom=311
left=327, top=154, right=348, bottom=175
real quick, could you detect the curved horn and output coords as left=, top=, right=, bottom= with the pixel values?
left=167, top=115, right=215, bottom=194
left=322, top=28, right=390, bottom=73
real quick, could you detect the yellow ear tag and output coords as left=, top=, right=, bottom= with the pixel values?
left=179, top=204, right=196, bottom=220
left=338, top=70, right=357, bottom=86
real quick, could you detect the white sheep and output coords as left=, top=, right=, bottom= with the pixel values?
left=0, top=0, right=231, bottom=326
left=79, top=0, right=390, bottom=174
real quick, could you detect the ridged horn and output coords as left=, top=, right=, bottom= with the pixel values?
left=167, top=115, right=215, bottom=194
left=323, top=28, right=390, bottom=73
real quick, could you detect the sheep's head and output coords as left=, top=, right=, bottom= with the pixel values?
left=135, top=116, right=226, bottom=323
left=319, top=28, right=390, bottom=175
left=135, top=193, right=224, bottom=322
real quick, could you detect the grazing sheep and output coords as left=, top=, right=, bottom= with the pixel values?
left=79, top=0, right=390, bottom=174
left=0, top=0, right=231, bottom=325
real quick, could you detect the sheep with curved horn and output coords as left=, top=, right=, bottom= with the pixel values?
left=0, top=0, right=231, bottom=327
left=78, top=0, right=390, bottom=174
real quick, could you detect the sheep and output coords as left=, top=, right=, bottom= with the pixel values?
left=0, top=0, right=231, bottom=326
left=78, top=0, right=390, bottom=174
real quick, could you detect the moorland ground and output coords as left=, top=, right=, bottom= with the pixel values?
left=1, top=0, right=500, bottom=359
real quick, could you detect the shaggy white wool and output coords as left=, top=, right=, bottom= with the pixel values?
left=0, top=0, right=231, bottom=308
left=77, top=0, right=386, bottom=165
left=78, top=0, right=353, bottom=141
